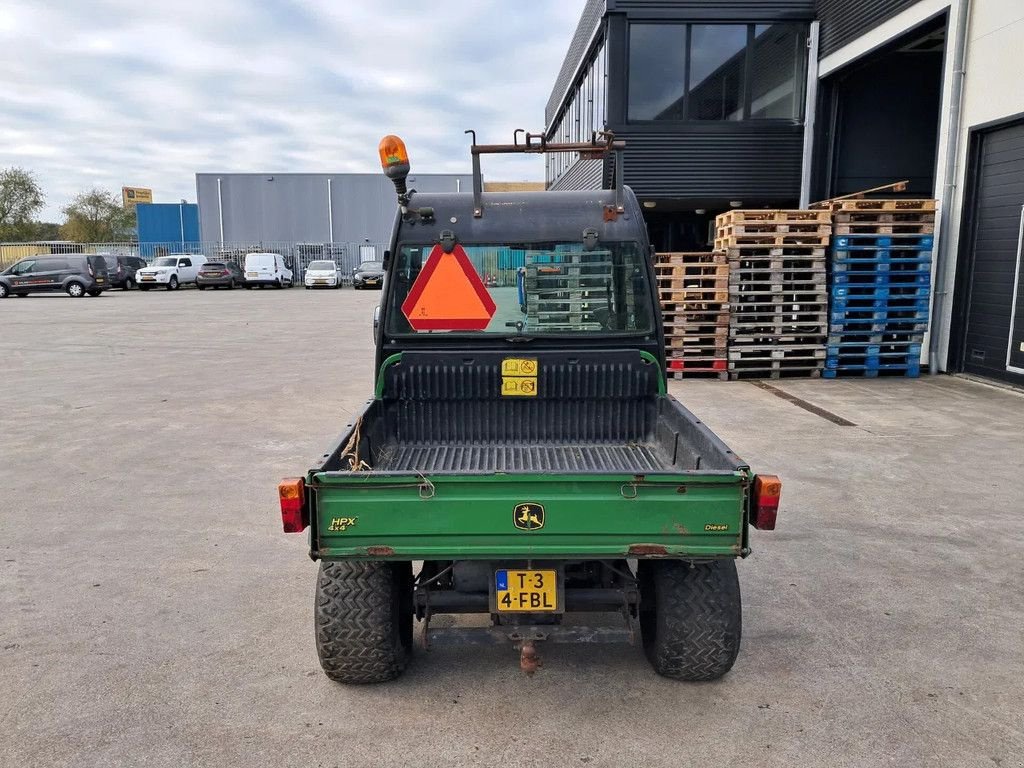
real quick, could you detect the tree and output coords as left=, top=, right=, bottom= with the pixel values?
left=0, top=167, right=45, bottom=241
left=60, top=188, right=135, bottom=243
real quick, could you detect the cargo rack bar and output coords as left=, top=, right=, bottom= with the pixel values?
left=465, top=129, right=625, bottom=218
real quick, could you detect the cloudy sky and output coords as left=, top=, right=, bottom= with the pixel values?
left=0, top=1, right=586, bottom=220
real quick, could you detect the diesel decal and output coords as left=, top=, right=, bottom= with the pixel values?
left=704, top=524, right=729, bottom=532
left=513, top=503, right=545, bottom=531
left=328, top=517, right=358, bottom=532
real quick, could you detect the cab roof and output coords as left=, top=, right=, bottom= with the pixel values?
left=395, top=186, right=648, bottom=245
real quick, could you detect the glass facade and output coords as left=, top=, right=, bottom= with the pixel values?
left=547, top=40, right=607, bottom=187
left=627, top=22, right=807, bottom=122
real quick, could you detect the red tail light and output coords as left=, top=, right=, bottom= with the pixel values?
left=279, top=477, right=308, bottom=533
left=752, top=475, right=782, bottom=530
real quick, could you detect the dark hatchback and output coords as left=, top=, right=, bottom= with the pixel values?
left=353, top=260, right=384, bottom=289
left=197, top=260, right=244, bottom=289
left=0, top=254, right=109, bottom=298
left=100, top=254, right=148, bottom=289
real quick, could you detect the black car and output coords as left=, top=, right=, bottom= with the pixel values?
left=197, top=260, right=245, bottom=289
left=100, top=254, right=148, bottom=289
left=353, top=260, right=385, bottom=289
left=0, top=254, right=109, bottom=298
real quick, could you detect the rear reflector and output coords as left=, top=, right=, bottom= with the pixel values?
left=279, top=477, right=307, bottom=533
left=752, top=474, right=782, bottom=531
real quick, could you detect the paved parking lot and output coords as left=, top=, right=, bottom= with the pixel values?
left=2, top=289, right=1022, bottom=768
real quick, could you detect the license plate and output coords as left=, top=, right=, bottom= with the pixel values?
left=96, top=278, right=105, bottom=283
left=495, top=569, right=557, bottom=612
left=315, top=279, right=327, bottom=284
left=365, top=279, right=379, bottom=284
left=141, top=276, right=155, bottom=281
left=247, top=272, right=258, bottom=277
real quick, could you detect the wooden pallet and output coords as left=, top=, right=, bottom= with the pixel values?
left=717, top=210, right=831, bottom=226
left=834, top=221, right=935, bottom=236
left=831, top=198, right=936, bottom=213
left=724, top=246, right=828, bottom=258
left=717, top=222, right=831, bottom=239
left=715, top=232, right=831, bottom=250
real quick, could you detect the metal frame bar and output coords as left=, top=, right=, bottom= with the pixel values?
left=1005, top=204, right=1024, bottom=374
left=467, top=131, right=625, bottom=218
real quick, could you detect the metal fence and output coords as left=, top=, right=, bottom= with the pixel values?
left=0, top=240, right=388, bottom=285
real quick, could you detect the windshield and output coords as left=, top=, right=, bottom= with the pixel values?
left=152, top=257, right=177, bottom=267
left=309, top=261, right=336, bottom=270
left=357, top=261, right=381, bottom=272
left=386, top=242, right=654, bottom=336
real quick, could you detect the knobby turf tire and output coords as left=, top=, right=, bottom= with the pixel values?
left=639, top=559, right=741, bottom=682
left=315, top=561, right=413, bottom=684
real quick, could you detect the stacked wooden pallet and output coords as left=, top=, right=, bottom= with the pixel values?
left=523, top=250, right=614, bottom=331
left=715, top=210, right=830, bottom=380
left=823, top=199, right=936, bottom=378
left=656, top=252, right=729, bottom=379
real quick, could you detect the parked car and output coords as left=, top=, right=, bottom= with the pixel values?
left=196, top=260, right=244, bottom=289
left=304, top=260, right=343, bottom=289
left=100, top=254, right=148, bottom=290
left=244, top=252, right=293, bottom=288
left=136, top=254, right=207, bottom=291
left=352, top=260, right=384, bottom=289
left=0, top=254, right=109, bottom=298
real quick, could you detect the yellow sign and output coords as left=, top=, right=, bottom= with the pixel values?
left=122, top=187, right=153, bottom=207
left=501, top=357, right=538, bottom=397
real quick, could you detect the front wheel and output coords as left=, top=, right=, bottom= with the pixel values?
left=638, top=559, right=741, bottom=682
left=315, top=561, right=413, bottom=684
left=0, top=283, right=9, bottom=298
left=167, top=275, right=179, bottom=291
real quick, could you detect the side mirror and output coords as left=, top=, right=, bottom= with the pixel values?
left=372, top=305, right=381, bottom=344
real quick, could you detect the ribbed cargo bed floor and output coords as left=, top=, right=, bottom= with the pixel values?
left=374, top=442, right=669, bottom=473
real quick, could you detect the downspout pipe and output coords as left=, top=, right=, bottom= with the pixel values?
left=930, top=0, right=972, bottom=374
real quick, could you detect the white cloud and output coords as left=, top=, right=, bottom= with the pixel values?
left=0, top=0, right=587, bottom=220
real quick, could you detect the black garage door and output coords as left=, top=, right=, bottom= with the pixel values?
left=956, top=120, right=1024, bottom=384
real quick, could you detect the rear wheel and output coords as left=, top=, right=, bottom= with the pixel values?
left=228, top=279, right=235, bottom=290
left=0, top=283, right=10, bottom=298
left=65, top=281, right=85, bottom=298
left=315, top=560, right=413, bottom=684
left=124, top=277, right=135, bottom=290
left=197, top=283, right=206, bottom=290
left=87, top=289, right=102, bottom=297
left=639, top=559, right=741, bottom=682
left=139, top=285, right=151, bottom=291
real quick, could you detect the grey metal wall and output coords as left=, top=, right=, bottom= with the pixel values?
left=816, top=0, right=922, bottom=57
left=195, top=173, right=472, bottom=245
left=608, top=0, right=814, bottom=16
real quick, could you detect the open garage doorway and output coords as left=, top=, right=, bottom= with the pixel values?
left=813, top=15, right=947, bottom=199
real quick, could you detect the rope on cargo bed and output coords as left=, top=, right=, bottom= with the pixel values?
left=340, top=416, right=370, bottom=472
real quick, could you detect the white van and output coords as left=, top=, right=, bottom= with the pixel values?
left=244, top=252, right=293, bottom=288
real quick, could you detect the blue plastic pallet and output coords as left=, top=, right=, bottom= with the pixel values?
left=833, top=235, right=934, bottom=249
left=832, top=271, right=931, bottom=286
left=823, top=365, right=921, bottom=379
left=827, top=331, right=925, bottom=345
left=826, top=341, right=922, bottom=356
left=831, top=285, right=931, bottom=299
left=832, top=251, right=933, bottom=265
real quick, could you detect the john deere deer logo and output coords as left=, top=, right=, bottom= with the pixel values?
left=513, top=503, right=545, bottom=531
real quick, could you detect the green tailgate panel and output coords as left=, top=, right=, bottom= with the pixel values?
left=312, top=472, right=746, bottom=560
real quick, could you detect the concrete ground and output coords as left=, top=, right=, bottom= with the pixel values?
left=1, top=288, right=1022, bottom=768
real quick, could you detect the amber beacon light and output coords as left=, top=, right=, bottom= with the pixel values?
left=379, top=135, right=411, bottom=196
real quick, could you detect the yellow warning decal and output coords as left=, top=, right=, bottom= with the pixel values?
left=502, top=358, right=538, bottom=397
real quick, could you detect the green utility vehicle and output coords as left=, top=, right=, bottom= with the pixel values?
left=279, top=132, right=781, bottom=683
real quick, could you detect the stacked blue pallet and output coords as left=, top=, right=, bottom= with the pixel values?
left=825, top=232, right=934, bottom=378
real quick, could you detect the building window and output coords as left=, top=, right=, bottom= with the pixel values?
left=750, top=24, right=807, bottom=119
left=628, top=25, right=687, bottom=121
left=688, top=25, right=747, bottom=120
left=627, top=22, right=807, bottom=122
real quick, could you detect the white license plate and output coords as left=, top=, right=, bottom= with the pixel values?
left=141, top=276, right=156, bottom=281
left=315, top=279, right=327, bottom=284
left=246, top=272, right=258, bottom=277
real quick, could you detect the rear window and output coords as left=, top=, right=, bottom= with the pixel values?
left=101, top=255, right=118, bottom=269
left=203, top=262, right=225, bottom=268
left=86, top=256, right=107, bottom=272
left=308, top=261, right=336, bottom=270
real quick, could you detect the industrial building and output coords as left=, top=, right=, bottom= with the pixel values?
left=547, top=0, right=1024, bottom=385
left=194, top=172, right=472, bottom=265
left=135, top=203, right=200, bottom=257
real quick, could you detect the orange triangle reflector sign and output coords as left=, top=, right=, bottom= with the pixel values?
left=401, top=243, right=497, bottom=331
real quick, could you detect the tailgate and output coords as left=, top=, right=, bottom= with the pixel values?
left=310, top=471, right=748, bottom=560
